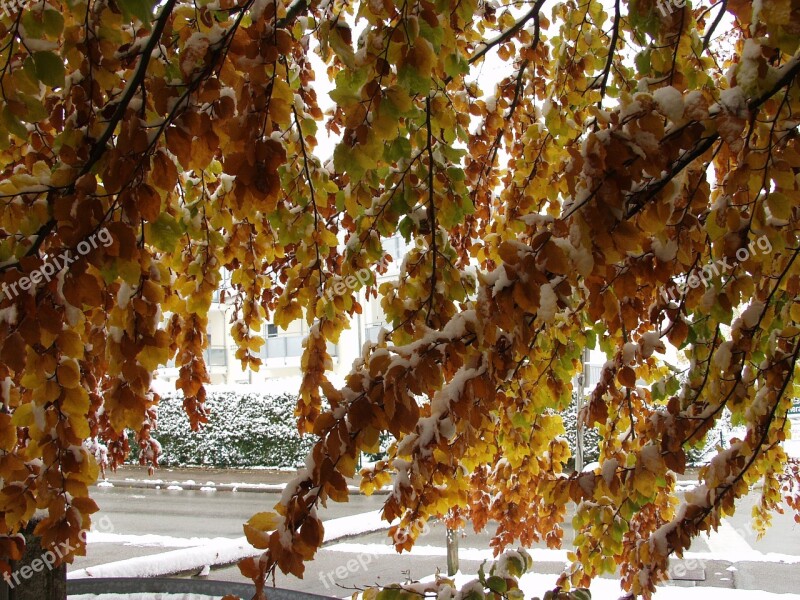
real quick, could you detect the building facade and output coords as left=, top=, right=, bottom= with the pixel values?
left=156, top=236, right=606, bottom=390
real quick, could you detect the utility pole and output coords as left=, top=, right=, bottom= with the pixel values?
left=575, top=348, right=589, bottom=472
left=446, top=526, right=459, bottom=576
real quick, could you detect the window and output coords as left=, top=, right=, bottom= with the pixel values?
left=262, top=322, right=337, bottom=359
left=365, top=322, right=386, bottom=343
left=204, top=347, right=228, bottom=366
left=585, top=364, right=602, bottom=388
left=203, top=335, right=227, bottom=366
left=385, top=235, right=405, bottom=261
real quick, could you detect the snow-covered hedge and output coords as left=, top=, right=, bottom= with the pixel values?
left=129, top=390, right=316, bottom=468
left=562, top=395, right=601, bottom=467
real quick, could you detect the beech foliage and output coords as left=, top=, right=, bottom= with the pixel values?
left=0, top=0, right=799, bottom=597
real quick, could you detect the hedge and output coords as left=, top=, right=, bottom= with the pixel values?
left=123, top=389, right=742, bottom=469
left=128, top=390, right=316, bottom=468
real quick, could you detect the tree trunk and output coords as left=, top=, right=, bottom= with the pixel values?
left=0, top=519, right=67, bottom=600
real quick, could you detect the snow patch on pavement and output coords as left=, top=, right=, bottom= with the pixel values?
left=71, top=511, right=391, bottom=580
left=71, top=595, right=216, bottom=599
left=87, top=532, right=238, bottom=548
left=431, top=571, right=800, bottom=600
left=325, top=542, right=800, bottom=566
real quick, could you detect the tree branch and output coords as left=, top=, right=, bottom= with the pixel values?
left=82, top=0, right=178, bottom=180
left=625, top=55, right=800, bottom=219
left=702, top=0, right=727, bottom=50
left=597, top=0, right=620, bottom=102
left=425, top=95, right=437, bottom=327
left=468, top=0, right=546, bottom=65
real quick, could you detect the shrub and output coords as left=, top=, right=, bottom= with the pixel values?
left=562, top=394, right=601, bottom=468
left=127, top=390, right=316, bottom=468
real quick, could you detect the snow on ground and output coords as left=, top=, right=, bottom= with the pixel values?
left=70, top=537, right=260, bottom=580
left=71, top=511, right=392, bottom=580
left=432, top=571, right=800, bottom=600
left=70, top=595, right=216, bottom=600
left=86, top=532, right=240, bottom=548
left=326, top=542, right=800, bottom=566
left=150, top=376, right=345, bottom=398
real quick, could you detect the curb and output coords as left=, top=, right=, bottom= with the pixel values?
left=94, top=479, right=392, bottom=495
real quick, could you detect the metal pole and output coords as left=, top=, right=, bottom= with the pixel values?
left=446, top=527, right=459, bottom=576
left=575, top=348, right=589, bottom=472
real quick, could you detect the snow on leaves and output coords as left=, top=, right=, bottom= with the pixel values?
left=0, top=0, right=799, bottom=596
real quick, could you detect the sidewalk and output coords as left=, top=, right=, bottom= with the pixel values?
left=97, top=464, right=704, bottom=493
left=96, top=464, right=379, bottom=494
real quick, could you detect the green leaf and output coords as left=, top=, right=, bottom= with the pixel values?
left=511, top=412, right=529, bottom=428
left=398, top=216, right=414, bottom=241
left=455, top=0, right=477, bottom=22
left=333, top=144, right=365, bottom=184
left=486, top=576, right=507, bottom=594
left=446, top=166, right=465, bottom=182
left=376, top=588, right=406, bottom=600
left=147, top=213, right=184, bottom=252
left=2, top=106, right=27, bottom=138
left=19, top=94, right=48, bottom=123
left=665, top=376, right=680, bottom=396
left=329, top=69, right=367, bottom=105
left=21, top=12, right=44, bottom=37
left=506, top=555, right=524, bottom=578
left=328, top=25, right=356, bottom=69
left=119, top=0, right=155, bottom=27
left=445, top=53, right=469, bottom=78
left=584, top=329, right=597, bottom=352
left=33, top=51, right=66, bottom=88
left=42, top=9, right=65, bottom=37
left=385, top=137, right=411, bottom=163
left=418, top=21, right=443, bottom=49
left=766, top=192, right=791, bottom=220
left=398, top=64, right=431, bottom=95
left=634, top=50, right=651, bottom=74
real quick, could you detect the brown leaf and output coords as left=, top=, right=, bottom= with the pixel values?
left=0, top=332, right=26, bottom=373
left=137, top=184, right=162, bottom=222
left=617, top=366, right=636, bottom=388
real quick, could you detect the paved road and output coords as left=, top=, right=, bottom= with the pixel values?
left=70, top=482, right=799, bottom=596
left=71, top=486, right=381, bottom=569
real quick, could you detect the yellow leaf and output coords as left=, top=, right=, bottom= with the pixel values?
left=246, top=511, right=279, bottom=532
left=634, top=469, right=656, bottom=497
left=766, top=192, right=791, bottom=220
left=70, top=415, right=91, bottom=439
left=33, top=380, right=62, bottom=405
left=11, top=403, right=34, bottom=428
left=0, top=414, right=17, bottom=451
left=62, top=387, right=90, bottom=417
left=790, top=303, right=800, bottom=323
left=244, top=511, right=279, bottom=549
left=56, top=359, right=81, bottom=389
